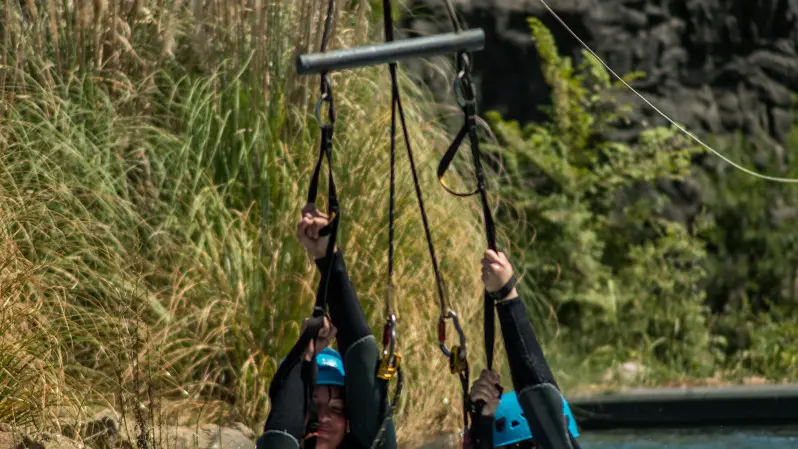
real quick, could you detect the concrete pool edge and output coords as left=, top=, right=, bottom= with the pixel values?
left=567, top=384, right=798, bottom=430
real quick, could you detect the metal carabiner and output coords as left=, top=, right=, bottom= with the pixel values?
left=316, top=74, right=335, bottom=127
left=438, top=310, right=467, bottom=360
left=377, top=313, right=401, bottom=380
left=315, top=94, right=333, bottom=127
left=452, top=70, right=477, bottom=110
left=456, top=52, right=472, bottom=74
left=382, top=314, right=397, bottom=361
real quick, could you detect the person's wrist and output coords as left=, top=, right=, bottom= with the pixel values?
left=486, top=274, right=517, bottom=301
left=314, top=246, right=338, bottom=260
left=503, top=287, right=519, bottom=301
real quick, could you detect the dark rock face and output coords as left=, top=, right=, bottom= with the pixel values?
left=404, top=0, right=798, bottom=141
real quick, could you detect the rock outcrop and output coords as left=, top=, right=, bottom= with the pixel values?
left=404, top=0, right=798, bottom=142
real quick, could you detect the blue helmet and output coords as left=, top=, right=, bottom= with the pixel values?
left=493, top=391, right=579, bottom=447
left=316, top=347, right=345, bottom=387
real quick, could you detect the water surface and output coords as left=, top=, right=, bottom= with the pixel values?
left=579, top=426, right=798, bottom=448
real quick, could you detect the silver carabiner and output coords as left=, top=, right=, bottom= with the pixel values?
left=316, top=74, right=334, bottom=127
left=315, top=94, right=333, bottom=127
left=382, top=313, right=397, bottom=361
left=453, top=70, right=477, bottom=110
left=438, top=310, right=467, bottom=360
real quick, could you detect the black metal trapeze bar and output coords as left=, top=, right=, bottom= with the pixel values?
left=296, top=29, right=485, bottom=75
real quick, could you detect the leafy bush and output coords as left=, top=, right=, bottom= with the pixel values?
left=695, top=124, right=798, bottom=373
left=485, top=18, right=715, bottom=377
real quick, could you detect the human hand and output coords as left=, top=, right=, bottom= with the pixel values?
left=297, top=203, right=334, bottom=260
left=301, top=316, right=337, bottom=362
left=481, top=250, right=518, bottom=299
left=469, top=369, right=502, bottom=417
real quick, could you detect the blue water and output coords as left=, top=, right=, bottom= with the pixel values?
left=579, top=426, right=798, bottom=448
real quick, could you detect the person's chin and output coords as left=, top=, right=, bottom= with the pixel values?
left=315, top=432, right=338, bottom=449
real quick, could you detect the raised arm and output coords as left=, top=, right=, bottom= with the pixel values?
left=298, top=205, right=397, bottom=449
left=482, top=250, right=581, bottom=449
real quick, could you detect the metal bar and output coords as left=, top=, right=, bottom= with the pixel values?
left=296, top=29, right=485, bottom=75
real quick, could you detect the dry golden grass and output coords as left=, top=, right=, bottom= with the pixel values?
left=0, top=0, right=507, bottom=446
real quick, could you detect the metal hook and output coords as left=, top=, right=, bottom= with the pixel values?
left=377, top=313, right=401, bottom=381
left=438, top=311, right=467, bottom=360
left=453, top=70, right=477, bottom=110
left=457, top=52, right=471, bottom=73
left=315, top=94, right=333, bottom=127
left=316, top=74, right=334, bottom=127
left=382, top=314, right=397, bottom=362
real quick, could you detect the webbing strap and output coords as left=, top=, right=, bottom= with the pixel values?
left=307, top=97, right=339, bottom=238
left=381, top=0, right=472, bottom=439
left=298, top=1, right=339, bottom=445
left=436, top=0, right=498, bottom=373
left=307, top=0, right=339, bottom=314
left=307, top=0, right=339, bottom=246
left=435, top=3, right=505, bottom=431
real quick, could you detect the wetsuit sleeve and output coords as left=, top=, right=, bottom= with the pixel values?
left=315, top=250, right=397, bottom=449
left=256, top=360, right=304, bottom=449
left=496, top=296, right=581, bottom=449
left=314, top=250, right=371, bottom=355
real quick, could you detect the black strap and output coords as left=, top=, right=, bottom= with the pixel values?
left=458, top=360, right=471, bottom=439
left=436, top=0, right=498, bottom=373
left=307, top=0, right=339, bottom=244
left=436, top=2, right=508, bottom=427
left=307, top=0, right=340, bottom=314
left=307, top=99, right=339, bottom=239
left=267, top=315, right=325, bottom=449
left=370, top=370, right=403, bottom=449
left=296, top=1, right=339, bottom=443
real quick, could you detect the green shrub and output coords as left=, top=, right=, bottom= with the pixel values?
left=484, top=18, right=715, bottom=378
left=696, top=124, right=798, bottom=374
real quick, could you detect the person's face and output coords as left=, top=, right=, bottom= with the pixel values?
left=313, top=385, right=346, bottom=449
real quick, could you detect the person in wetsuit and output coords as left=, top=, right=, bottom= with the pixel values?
left=256, top=205, right=397, bottom=449
left=467, top=250, right=581, bottom=449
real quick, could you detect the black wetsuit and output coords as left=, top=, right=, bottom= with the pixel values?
left=470, top=296, right=581, bottom=449
left=257, top=251, right=398, bottom=449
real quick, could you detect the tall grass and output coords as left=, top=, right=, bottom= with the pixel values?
left=0, top=0, right=496, bottom=445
